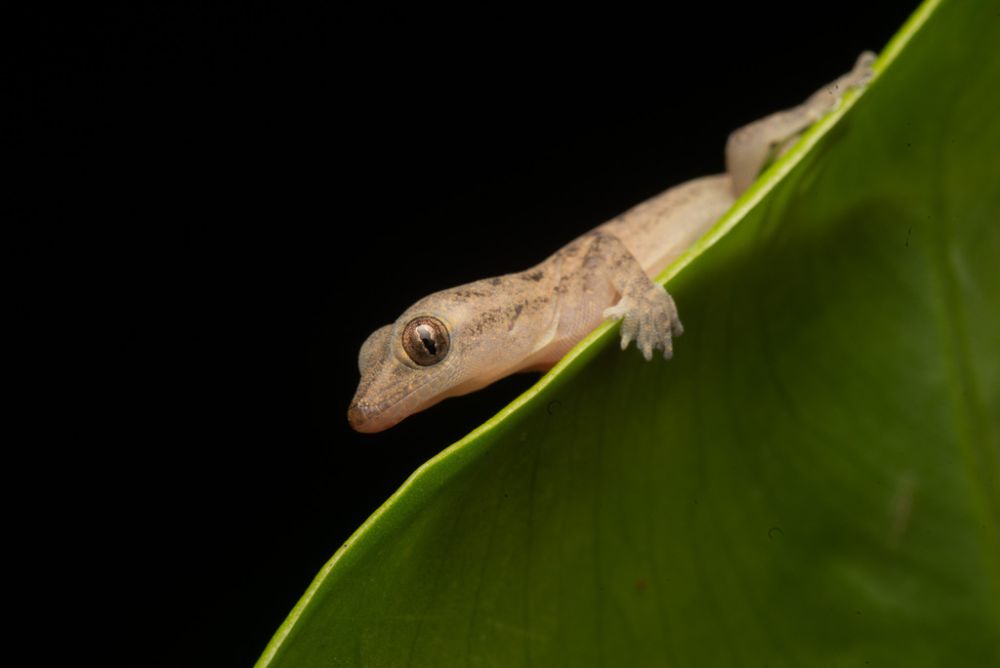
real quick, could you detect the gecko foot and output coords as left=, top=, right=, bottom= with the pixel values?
left=845, top=51, right=876, bottom=90
left=603, top=284, right=683, bottom=361
left=822, top=51, right=876, bottom=106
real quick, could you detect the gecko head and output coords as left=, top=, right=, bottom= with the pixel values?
left=348, top=309, right=474, bottom=433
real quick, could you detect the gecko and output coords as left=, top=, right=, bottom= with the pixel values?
left=348, top=53, right=875, bottom=433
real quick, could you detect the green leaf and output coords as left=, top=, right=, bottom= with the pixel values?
left=259, top=1, right=1000, bottom=665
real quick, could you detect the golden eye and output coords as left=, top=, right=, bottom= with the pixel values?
left=401, top=316, right=450, bottom=366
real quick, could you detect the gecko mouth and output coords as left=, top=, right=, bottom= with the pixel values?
left=347, top=399, right=401, bottom=433
left=346, top=403, right=379, bottom=432
left=347, top=396, right=409, bottom=433
left=347, top=373, right=450, bottom=433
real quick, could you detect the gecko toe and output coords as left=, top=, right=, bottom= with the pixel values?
left=848, top=51, right=877, bottom=88
left=671, top=318, right=684, bottom=337
left=603, top=304, right=626, bottom=320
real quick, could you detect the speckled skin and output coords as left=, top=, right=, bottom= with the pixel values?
left=349, top=53, right=874, bottom=432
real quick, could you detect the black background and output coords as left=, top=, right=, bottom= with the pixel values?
left=32, top=2, right=917, bottom=665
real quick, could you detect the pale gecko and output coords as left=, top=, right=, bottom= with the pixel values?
left=349, top=53, right=875, bottom=433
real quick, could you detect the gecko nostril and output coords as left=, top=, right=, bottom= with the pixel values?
left=347, top=403, right=368, bottom=430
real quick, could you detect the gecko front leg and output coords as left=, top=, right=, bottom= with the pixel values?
left=578, top=232, right=683, bottom=361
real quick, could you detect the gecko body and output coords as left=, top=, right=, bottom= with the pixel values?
left=349, top=54, right=874, bottom=432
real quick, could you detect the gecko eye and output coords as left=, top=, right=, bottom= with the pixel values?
left=401, top=316, right=450, bottom=366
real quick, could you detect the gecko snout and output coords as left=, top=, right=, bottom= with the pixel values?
left=347, top=401, right=373, bottom=433
left=348, top=397, right=398, bottom=433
